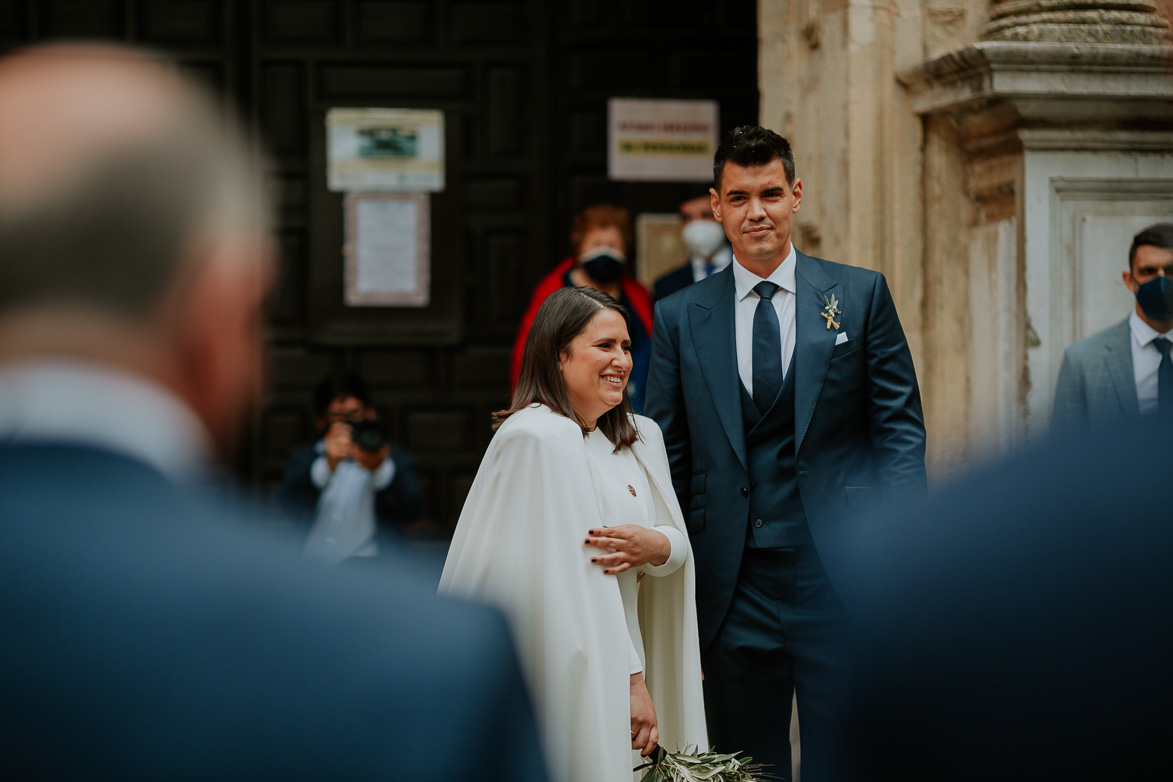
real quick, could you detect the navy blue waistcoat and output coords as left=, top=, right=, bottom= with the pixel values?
left=740, top=359, right=812, bottom=548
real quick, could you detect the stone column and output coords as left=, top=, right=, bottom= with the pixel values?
left=982, top=0, right=1169, bottom=44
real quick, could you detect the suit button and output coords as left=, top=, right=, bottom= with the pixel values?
left=740, top=487, right=749, bottom=497
left=754, top=519, right=764, bottom=528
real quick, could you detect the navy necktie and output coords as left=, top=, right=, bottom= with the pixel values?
left=752, top=281, right=782, bottom=414
left=1155, top=337, right=1172, bottom=415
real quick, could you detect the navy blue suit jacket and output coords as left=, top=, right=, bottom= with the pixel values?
left=0, top=443, right=547, bottom=781
left=644, top=252, right=927, bottom=649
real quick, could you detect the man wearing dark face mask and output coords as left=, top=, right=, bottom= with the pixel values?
left=1054, top=222, right=1173, bottom=432
left=653, top=194, right=733, bottom=302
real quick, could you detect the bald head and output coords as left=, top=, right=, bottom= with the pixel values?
left=0, top=44, right=270, bottom=318
left=0, top=43, right=275, bottom=453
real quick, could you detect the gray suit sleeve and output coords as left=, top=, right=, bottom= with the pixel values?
left=1051, top=347, right=1088, bottom=436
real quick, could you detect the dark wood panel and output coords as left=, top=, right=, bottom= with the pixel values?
left=568, top=49, right=665, bottom=91
left=451, top=2, right=527, bottom=45
left=267, top=347, right=336, bottom=392
left=404, top=408, right=472, bottom=453
left=139, top=0, right=221, bottom=45
left=568, top=108, right=605, bottom=154
left=317, top=63, right=469, bottom=101
left=261, top=0, right=338, bottom=44
left=452, top=344, right=513, bottom=393
left=0, top=0, right=27, bottom=41
left=464, top=176, right=524, bottom=211
left=357, top=349, right=435, bottom=389
left=260, top=62, right=306, bottom=159
left=354, top=0, right=433, bottom=45
left=482, top=228, right=531, bottom=333
left=486, top=66, right=525, bottom=159
left=41, top=0, right=124, bottom=38
left=269, top=230, right=307, bottom=332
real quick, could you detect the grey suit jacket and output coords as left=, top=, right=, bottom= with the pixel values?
left=1052, top=318, right=1137, bottom=434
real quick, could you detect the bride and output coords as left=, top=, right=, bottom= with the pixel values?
left=440, top=286, right=707, bottom=782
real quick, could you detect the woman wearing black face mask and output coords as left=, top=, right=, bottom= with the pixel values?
left=511, top=204, right=655, bottom=412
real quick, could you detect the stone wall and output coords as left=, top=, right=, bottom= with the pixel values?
left=759, top=0, right=1173, bottom=481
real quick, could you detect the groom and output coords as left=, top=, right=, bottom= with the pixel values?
left=645, top=126, right=927, bottom=780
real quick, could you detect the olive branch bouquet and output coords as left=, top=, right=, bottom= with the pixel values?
left=634, top=745, right=776, bottom=782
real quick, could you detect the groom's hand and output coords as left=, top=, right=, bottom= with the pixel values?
left=584, top=525, right=670, bottom=574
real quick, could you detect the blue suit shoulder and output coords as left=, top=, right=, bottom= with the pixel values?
left=800, top=252, right=886, bottom=284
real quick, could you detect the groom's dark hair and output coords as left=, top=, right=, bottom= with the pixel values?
left=494, top=286, right=639, bottom=451
left=713, top=125, right=796, bottom=190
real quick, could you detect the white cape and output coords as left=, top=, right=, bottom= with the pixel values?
left=440, top=405, right=707, bottom=782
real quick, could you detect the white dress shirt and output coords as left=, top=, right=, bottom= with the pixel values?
left=690, top=245, right=733, bottom=282
left=1129, top=310, right=1173, bottom=416
left=733, top=244, right=798, bottom=395
left=0, top=359, right=212, bottom=482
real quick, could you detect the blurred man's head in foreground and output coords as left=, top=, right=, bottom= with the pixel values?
left=0, top=43, right=274, bottom=453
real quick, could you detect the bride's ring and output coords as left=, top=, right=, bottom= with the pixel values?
left=631, top=730, right=636, bottom=738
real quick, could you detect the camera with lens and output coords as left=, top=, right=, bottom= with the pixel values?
left=347, top=419, right=388, bottom=453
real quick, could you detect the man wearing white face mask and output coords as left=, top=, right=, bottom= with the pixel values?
left=654, top=194, right=733, bottom=301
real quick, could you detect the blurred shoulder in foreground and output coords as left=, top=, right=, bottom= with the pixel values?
left=835, top=415, right=1173, bottom=781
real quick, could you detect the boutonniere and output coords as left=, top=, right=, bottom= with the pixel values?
left=821, top=294, right=841, bottom=330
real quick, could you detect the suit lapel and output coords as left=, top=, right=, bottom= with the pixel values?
left=689, top=267, right=747, bottom=471
left=1103, top=320, right=1139, bottom=418
left=793, top=251, right=839, bottom=455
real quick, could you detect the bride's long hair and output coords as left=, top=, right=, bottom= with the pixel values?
left=493, top=286, right=639, bottom=450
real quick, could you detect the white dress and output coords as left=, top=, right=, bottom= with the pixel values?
left=440, top=405, right=707, bottom=782
left=582, top=428, right=687, bottom=677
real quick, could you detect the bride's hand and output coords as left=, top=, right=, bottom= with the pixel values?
left=630, top=672, right=659, bottom=756
left=584, top=525, right=670, bottom=574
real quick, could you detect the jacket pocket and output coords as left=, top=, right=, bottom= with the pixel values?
left=830, top=340, right=861, bottom=361
left=842, top=485, right=880, bottom=512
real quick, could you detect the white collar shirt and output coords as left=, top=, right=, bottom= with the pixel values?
left=733, top=243, right=798, bottom=395
left=1129, top=309, right=1173, bottom=417
left=690, top=245, right=733, bottom=283
left=0, top=359, right=212, bottom=483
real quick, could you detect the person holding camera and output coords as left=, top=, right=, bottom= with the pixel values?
left=277, top=372, right=427, bottom=565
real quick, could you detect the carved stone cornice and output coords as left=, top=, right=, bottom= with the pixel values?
left=897, top=41, right=1173, bottom=151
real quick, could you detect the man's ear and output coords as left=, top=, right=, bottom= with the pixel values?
left=173, top=239, right=274, bottom=453
left=1123, top=270, right=1139, bottom=293
left=791, top=178, right=803, bottom=212
left=709, top=187, right=722, bottom=224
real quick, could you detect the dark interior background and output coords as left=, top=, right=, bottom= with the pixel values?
left=0, top=0, right=758, bottom=531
